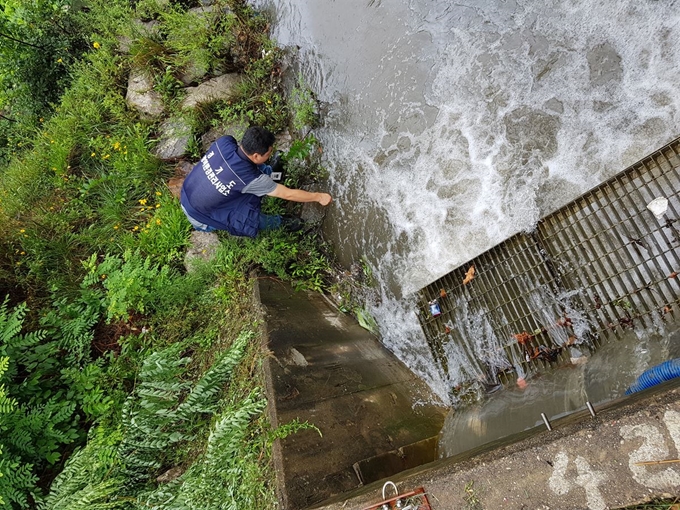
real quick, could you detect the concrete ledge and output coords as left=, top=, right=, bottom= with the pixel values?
left=313, top=380, right=680, bottom=510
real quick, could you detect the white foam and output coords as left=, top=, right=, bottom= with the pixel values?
left=265, top=0, right=680, bottom=398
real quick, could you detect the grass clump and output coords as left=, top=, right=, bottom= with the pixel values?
left=0, top=0, right=336, bottom=507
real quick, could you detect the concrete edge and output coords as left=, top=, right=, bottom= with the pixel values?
left=310, top=378, right=680, bottom=509
left=252, top=273, right=289, bottom=510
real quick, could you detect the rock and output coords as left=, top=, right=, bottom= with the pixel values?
left=275, top=130, right=294, bottom=154
left=156, top=466, right=184, bottom=483
left=176, top=160, right=194, bottom=177
left=200, top=119, right=249, bottom=151
left=184, top=231, right=221, bottom=272
left=188, top=4, right=219, bottom=16
left=153, top=118, right=192, bottom=161
left=178, top=60, right=210, bottom=86
left=126, top=68, right=164, bottom=119
left=168, top=177, right=184, bottom=199
left=167, top=160, right=194, bottom=199
left=118, top=20, right=159, bottom=53
left=181, top=73, right=242, bottom=109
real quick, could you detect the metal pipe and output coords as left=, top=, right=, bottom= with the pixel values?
left=541, top=412, right=552, bottom=431
left=586, top=401, right=596, bottom=417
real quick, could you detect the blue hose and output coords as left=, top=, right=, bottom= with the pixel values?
left=625, top=358, right=680, bottom=395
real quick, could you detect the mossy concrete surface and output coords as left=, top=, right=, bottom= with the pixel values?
left=257, top=278, right=448, bottom=510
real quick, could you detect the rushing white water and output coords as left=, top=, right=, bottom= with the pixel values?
left=254, top=0, right=680, bottom=402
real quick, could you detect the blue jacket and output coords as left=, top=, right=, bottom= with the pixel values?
left=180, top=136, right=262, bottom=237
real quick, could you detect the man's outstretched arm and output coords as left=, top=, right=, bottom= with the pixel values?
left=268, top=184, right=332, bottom=206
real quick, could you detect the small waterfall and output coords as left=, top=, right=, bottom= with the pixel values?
left=257, top=0, right=680, bottom=399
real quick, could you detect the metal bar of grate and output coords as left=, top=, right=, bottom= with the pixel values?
left=416, top=137, right=680, bottom=388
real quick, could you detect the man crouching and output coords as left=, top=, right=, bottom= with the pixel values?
left=180, top=126, right=332, bottom=236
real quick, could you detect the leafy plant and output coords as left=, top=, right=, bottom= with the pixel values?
left=280, top=134, right=328, bottom=190
left=119, top=331, right=251, bottom=483
left=289, top=74, right=319, bottom=132
left=138, top=390, right=268, bottom=510
left=0, top=299, right=86, bottom=508
left=160, top=3, right=235, bottom=77
left=40, top=425, right=125, bottom=510
left=83, top=250, right=175, bottom=323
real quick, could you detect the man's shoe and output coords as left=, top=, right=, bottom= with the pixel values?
left=281, top=215, right=303, bottom=232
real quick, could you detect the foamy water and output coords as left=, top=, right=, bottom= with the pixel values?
left=255, top=0, right=680, bottom=401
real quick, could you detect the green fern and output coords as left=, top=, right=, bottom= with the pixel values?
left=119, top=332, right=251, bottom=491
left=0, top=358, right=15, bottom=415
left=0, top=298, right=25, bottom=348
left=175, top=331, right=250, bottom=420
left=41, top=427, right=126, bottom=510
left=39, top=293, right=103, bottom=367
left=0, top=299, right=85, bottom=507
left=139, top=391, right=267, bottom=510
left=0, top=452, right=40, bottom=509
left=86, top=249, right=174, bottom=323
left=118, top=343, right=191, bottom=482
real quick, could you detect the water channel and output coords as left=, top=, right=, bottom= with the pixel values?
left=253, top=0, right=680, bottom=455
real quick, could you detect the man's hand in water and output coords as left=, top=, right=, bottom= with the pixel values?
left=269, top=185, right=332, bottom=206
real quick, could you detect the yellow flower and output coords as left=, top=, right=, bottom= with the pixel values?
left=103, top=154, right=110, bottom=159
left=113, top=141, right=121, bottom=150
left=57, top=58, right=62, bottom=63
left=155, top=191, right=162, bottom=196
left=156, top=219, right=161, bottom=225
left=93, top=41, right=100, bottom=49
left=20, top=251, right=25, bottom=255
left=101, top=274, right=107, bottom=279
left=39, top=118, right=44, bottom=122
left=113, top=225, right=119, bottom=230
left=50, top=140, right=54, bottom=144
left=19, top=229, right=25, bottom=233
left=156, top=203, right=160, bottom=208
left=133, top=226, right=139, bottom=231
left=91, top=152, right=96, bottom=157
left=139, top=199, right=147, bottom=205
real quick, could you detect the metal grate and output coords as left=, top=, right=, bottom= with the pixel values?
left=416, top=138, right=680, bottom=386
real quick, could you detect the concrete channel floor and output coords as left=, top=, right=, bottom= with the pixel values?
left=258, top=280, right=680, bottom=509
left=258, top=279, right=449, bottom=509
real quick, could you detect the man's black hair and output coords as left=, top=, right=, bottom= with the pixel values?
left=241, top=127, right=275, bottom=155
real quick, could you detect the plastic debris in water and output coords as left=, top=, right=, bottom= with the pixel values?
left=647, top=197, right=668, bottom=219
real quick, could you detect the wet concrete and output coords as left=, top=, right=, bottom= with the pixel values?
left=257, top=279, right=680, bottom=509
left=313, top=380, right=680, bottom=510
left=258, top=279, right=448, bottom=510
